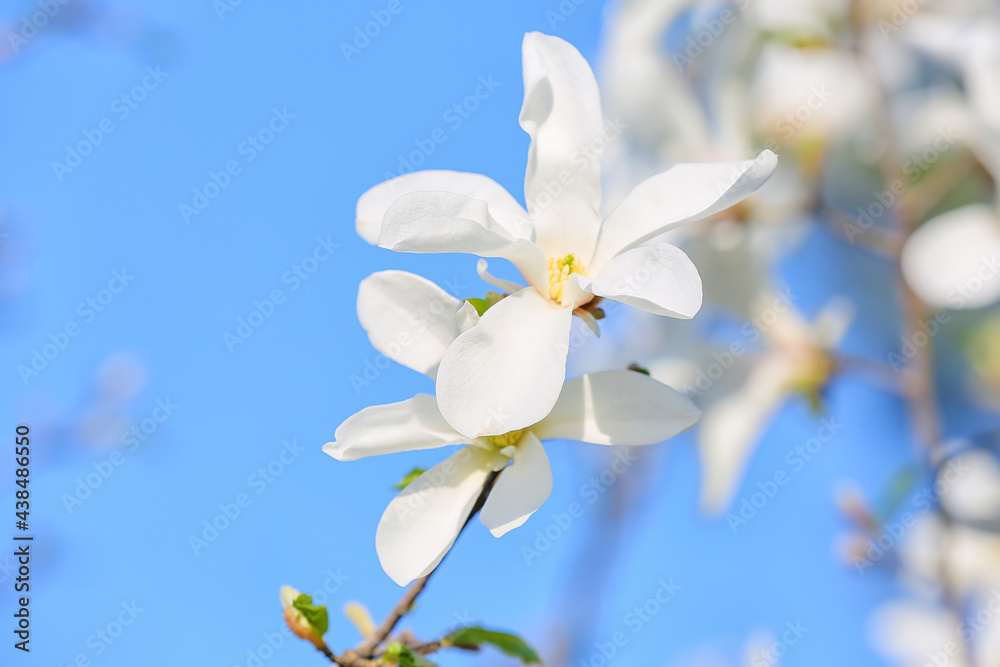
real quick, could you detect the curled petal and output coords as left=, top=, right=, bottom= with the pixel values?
left=477, top=258, right=524, bottom=294
left=456, top=301, right=480, bottom=333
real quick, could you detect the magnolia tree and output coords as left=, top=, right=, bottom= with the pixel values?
left=281, top=2, right=1000, bottom=664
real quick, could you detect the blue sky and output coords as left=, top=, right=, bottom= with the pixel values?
left=0, top=1, right=947, bottom=665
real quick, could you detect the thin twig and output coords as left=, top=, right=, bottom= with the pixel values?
left=331, top=649, right=380, bottom=667
left=354, top=576, right=432, bottom=657
left=818, top=204, right=905, bottom=259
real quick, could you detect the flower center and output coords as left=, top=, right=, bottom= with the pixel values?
left=786, top=349, right=838, bottom=412
left=547, top=254, right=586, bottom=305
left=483, top=429, right=526, bottom=449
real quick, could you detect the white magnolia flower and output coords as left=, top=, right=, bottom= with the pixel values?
left=752, top=0, right=851, bottom=37
left=941, top=450, right=1000, bottom=523
left=871, top=602, right=972, bottom=667
left=899, top=11, right=1000, bottom=310
left=875, top=529, right=1000, bottom=666
left=872, top=448, right=1000, bottom=667
left=599, top=0, right=791, bottom=228
left=750, top=42, right=874, bottom=154
left=325, top=270, right=701, bottom=586
left=598, top=0, right=715, bottom=166
left=699, top=295, right=852, bottom=512
left=901, top=204, right=1000, bottom=310
left=356, top=32, right=776, bottom=438
left=896, top=451, right=1000, bottom=596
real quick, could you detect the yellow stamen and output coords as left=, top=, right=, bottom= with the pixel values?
left=484, top=429, right=526, bottom=449
left=786, top=348, right=837, bottom=413
left=547, top=254, right=587, bottom=305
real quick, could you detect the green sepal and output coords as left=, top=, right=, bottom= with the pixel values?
left=393, top=467, right=427, bottom=490
left=291, top=594, right=329, bottom=637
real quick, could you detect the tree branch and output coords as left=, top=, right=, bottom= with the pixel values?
left=855, top=23, right=974, bottom=664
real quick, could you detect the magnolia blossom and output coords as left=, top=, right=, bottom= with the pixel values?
left=699, top=294, right=852, bottom=512
left=324, top=270, right=701, bottom=585
left=892, top=451, right=1000, bottom=596
left=598, top=0, right=715, bottom=166
left=870, top=449, right=1000, bottom=666
left=871, top=603, right=983, bottom=667
left=599, top=0, right=873, bottom=230
left=899, top=11, right=1000, bottom=310
left=750, top=42, right=873, bottom=154
left=356, top=32, right=775, bottom=438
left=901, top=205, right=1000, bottom=310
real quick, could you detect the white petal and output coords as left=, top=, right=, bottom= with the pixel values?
left=323, top=395, right=466, bottom=462
left=871, top=602, right=962, bottom=666
left=599, top=0, right=714, bottom=162
left=590, top=151, right=778, bottom=270
left=901, top=204, right=1000, bottom=310
left=575, top=242, right=702, bottom=319
left=477, top=258, right=524, bottom=294
left=752, top=0, right=843, bottom=35
left=699, top=356, right=796, bottom=513
left=533, top=371, right=701, bottom=445
left=375, top=446, right=504, bottom=586
left=357, top=170, right=530, bottom=244
left=379, top=191, right=548, bottom=289
left=751, top=44, right=872, bottom=145
left=357, top=271, right=462, bottom=378
left=941, top=450, right=1000, bottom=523
left=436, top=288, right=574, bottom=438
left=811, top=297, right=855, bottom=349
left=456, top=301, right=480, bottom=333
left=762, top=297, right=815, bottom=352
left=520, top=32, right=604, bottom=262
left=479, top=432, right=553, bottom=537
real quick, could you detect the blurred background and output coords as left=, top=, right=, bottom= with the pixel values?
left=2, top=0, right=1000, bottom=665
